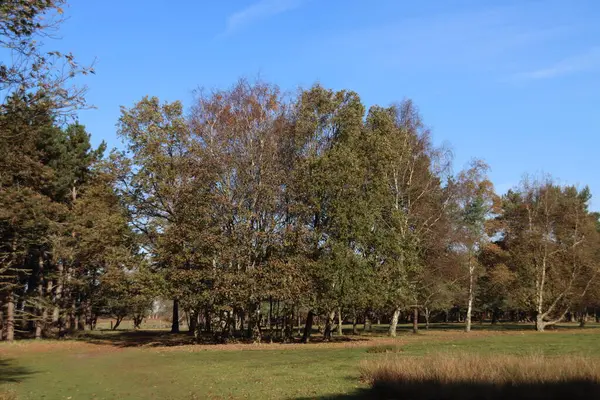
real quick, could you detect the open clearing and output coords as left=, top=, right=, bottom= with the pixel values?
left=1, top=323, right=600, bottom=399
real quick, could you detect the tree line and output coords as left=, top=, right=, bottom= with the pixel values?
left=1, top=1, right=599, bottom=343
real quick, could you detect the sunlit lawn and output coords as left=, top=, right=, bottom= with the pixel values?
left=1, top=323, right=599, bottom=400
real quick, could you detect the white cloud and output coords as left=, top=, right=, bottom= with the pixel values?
left=518, top=47, right=600, bottom=80
left=225, top=0, right=303, bottom=35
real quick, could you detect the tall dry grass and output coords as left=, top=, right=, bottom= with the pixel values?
left=360, top=353, right=600, bottom=399
left=0, top=390, right=17, bottom=400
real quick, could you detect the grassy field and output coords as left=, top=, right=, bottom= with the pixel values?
left=1, top=323, right=599, bottom=399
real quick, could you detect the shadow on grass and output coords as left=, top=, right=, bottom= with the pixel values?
left=294, top=380, right=600, bottom=399
left=72, top=322, right=600, bottom=348
left=74, top=329, right=369, bottom=348
left=75, top=330, right=197, bottom=347
left=0, top=358, right=35, bottom=383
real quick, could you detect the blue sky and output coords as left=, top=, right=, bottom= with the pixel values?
left=58, top=0, right=599, bottom=207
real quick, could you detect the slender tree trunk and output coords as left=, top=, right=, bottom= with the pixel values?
left=77, top=306, right=85, bottom=331
left=188, top=309, right=197, bottom=335
left=84, top=300, right=92, bottom=331
left=389, top=308, right=400, bottom=337
left=35, top=254, right=45, bottom=339
left=364, top=312, right=372, bottom=332
left=5, top=290, right=15, bottom=342
left=171, top=299, right=180, bottom=333
left=267, top=296, right=272, bottom=339
left=53, top=261, right=64, bottom=325
left=284, top=310, right=292, bottom=341
left=228, top=310, right=235, bottom=337
left=251, top=304, right=262, bottom=343
left=40, top=307, right=49, bottom=336
left=44, top=278, right=52, bottom=333
left=352, top=310, right=358, bottom=335
left=465, top=256, right=474, bottom=333
left=323, top=310, right=335, bottom=341
left=491, top=308, right=499, bottom=324
left=235, top=309, right=241, bottom=332
left=277, top=301, right=283, bottom=339
left=297, top=306, right=301, bottom=336
left=68, top=301, right=76, bottom=331
left=66, top=268, right=75, bottom=331
left=424, top=307, right=430, bottom=330
left=412, top=307, right=419, bottom=334
left=301, top=310, right=314, bottom=343
left=287, top=307, right=294, bottom=341
left=337, top=307, right=343, bottom=336
left=579, top=308, right=587, bottom=328
left=205, top=307, right=212, bottom=333
left=595, top=308, right=599, bottom=323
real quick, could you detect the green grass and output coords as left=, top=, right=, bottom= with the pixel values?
left=1, top=323, right=599, bottom=400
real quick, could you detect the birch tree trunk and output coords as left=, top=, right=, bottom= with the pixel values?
left=364, top=312, right=372, bottom=332
left=336, top=307, right=343, bottom=336
left=323, top=310, right=335, bottom=341
left=389, top=308, right=400, bottom=337
left=465, top=254, right=474, bottom=333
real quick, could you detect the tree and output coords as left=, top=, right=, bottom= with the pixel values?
left=65, top=168, right=138, bottom=331
left=115, top=96, right=193, bottom=334
left=363, top=101, right=452, bottom=336
left=500, top=178, right=600, bottom=331
left=1, top=0, right=96, bottom=341
left=450, top=160, right=498, bottom=332
left=100, top=263, right=155, bottom=330
left=0, top=97, right=65, bottom=340
left=188, top=80, right=307, bottom=342
left=291, top=85, right=375, bottom=341
left=0, top=0, right=93, bottom=116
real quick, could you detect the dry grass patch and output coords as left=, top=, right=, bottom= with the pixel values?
left=0, top=390, right=16, bottom=400
left=360, top=353, right=600, bottom=399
